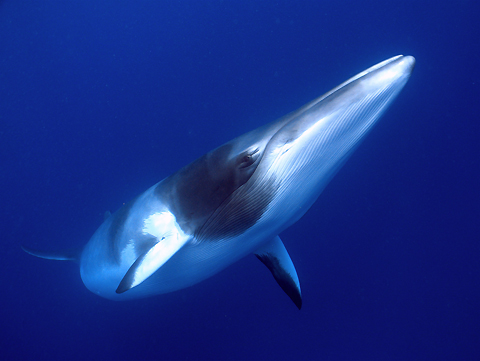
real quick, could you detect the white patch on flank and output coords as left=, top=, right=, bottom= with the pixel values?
left=125, top=211, right=191, bottom=289
left=142, top=211, right=178, bottom=239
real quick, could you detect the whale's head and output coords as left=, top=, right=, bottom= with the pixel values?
left=196, top=55, right=415, bottom=240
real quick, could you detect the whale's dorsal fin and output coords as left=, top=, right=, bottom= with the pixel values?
left=255, top=236, right=302, bottom=309
left=22, top=245, right=80, bottom=263
left=104, top=210, right=112, bottom=221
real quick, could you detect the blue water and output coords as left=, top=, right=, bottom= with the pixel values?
left=1, top=1, right=479, bottom=360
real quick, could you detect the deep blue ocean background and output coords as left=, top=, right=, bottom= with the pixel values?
left=1, top=1, right=479, bottom=360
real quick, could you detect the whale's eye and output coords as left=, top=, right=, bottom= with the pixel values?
left=238, top=148, right=260, bottom=169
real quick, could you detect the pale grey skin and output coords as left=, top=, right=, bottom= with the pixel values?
left=25, top=55, right=415, bottom=308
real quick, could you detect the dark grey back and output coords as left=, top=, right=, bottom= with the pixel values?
left=154, top=142, right=264, bottom=237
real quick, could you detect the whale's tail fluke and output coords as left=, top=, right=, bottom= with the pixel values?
left=22, top=245, right=81, bottom=263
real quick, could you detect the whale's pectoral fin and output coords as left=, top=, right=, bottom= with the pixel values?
left=255, top=236, right=302, bottom=309
left=116, top=234, right=191, bottom=294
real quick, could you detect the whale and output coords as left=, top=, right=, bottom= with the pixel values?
left=24, top=55, right=415, bottom=309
